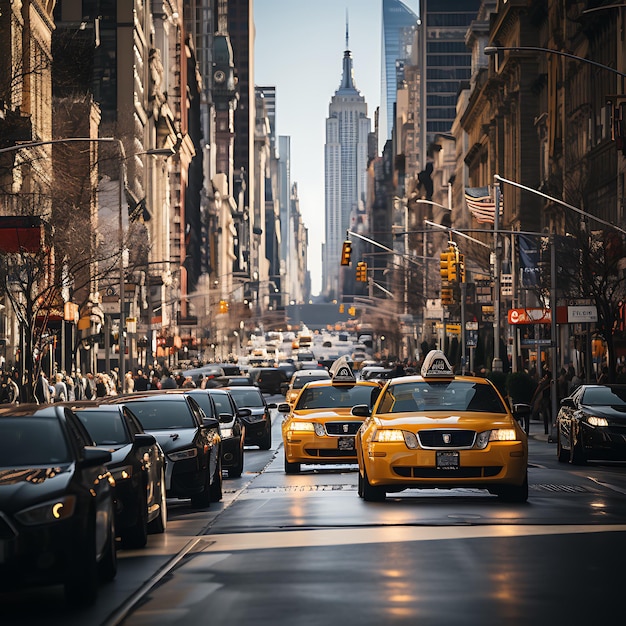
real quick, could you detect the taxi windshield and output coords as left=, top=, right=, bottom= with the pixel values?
left=377, top=381, right=507, bottom=414
left=296, top=385, right=378, bottom=410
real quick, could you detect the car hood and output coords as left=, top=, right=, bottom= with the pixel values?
left=580, top=404, right=626, bottom=419
left=146, top=429, right=197, bottom=452
left=372, top=412, right=515, bottom=430
left=291, top=408, right=358, bottom=420
left=0, top=465, right=74, bottom=511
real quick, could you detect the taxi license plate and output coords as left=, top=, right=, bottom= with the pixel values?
left=436, top=450, right=459, bottom=469
left=338, top=436, right=355, bottom=451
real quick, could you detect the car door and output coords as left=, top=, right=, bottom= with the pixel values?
left=186, top=396, right=219, bottom=478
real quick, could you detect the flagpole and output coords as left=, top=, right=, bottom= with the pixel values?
left=492, top=179, right=502, bottom=372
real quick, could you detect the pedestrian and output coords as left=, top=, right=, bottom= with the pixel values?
left=134, top=369, right=149, bottom=392
left=181, top=375, right=196, bottom=388
left=34, top=371, right=51, bottom=404
left=95, top=374, right=108, bottom=398
left=53, top=372, right=68, bottom=403
left=531, top=370, right=551, bottom=434
left=84, top=372, right=96, bottom=399
left=160, top=370, right=177, bottom=389
left=124, top=371, right=135, bottom=394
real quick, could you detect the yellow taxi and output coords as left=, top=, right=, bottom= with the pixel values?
left=354, top=350, right=528, bottom=502
left=278, top=358, right=382, bottom=474
left=284, top=369, right=331, bottom=406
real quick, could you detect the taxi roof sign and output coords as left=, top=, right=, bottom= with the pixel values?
left=329, top=356, right=356, bottom=384
left=421, top=350, right=454, bottom=378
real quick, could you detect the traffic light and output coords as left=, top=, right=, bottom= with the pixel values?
left=440, top=250, right=452, bottom=281
left=356, top=261, right=368, bottom=282
left=339, top=303, right=345, bottom=313
left=218, top=299, right=229, bottom=314
left=448, top=249, right=458, bottom=283
left=441, top=287, right=454, bottom=306
left=457, top=253, right=465, bottom=283
left=341, top=240, right=352, bottom=266
left=348, top=306, right=356, bottom=316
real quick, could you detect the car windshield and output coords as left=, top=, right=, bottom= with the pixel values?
left=581, top=386, right=626, bottom=406
left=228, top=389, right=264, bottom=408
left=292, top=374, right=330, bottom=389
left=377, top=381, right=508, bottom=414
left=125, top=400, right=196, bottom=429
left=0, top=417, right=70, bottom=466
left=76, top=410, right=131, bottom=445
left=296, top=385, right=378, bottom=410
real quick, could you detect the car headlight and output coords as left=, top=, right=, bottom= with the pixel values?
left=15, top=495, right=77, bottom=525
left=586, top=415, right=608, bottom=427
left=110, top=465, right=133, bottom=481
left=475, top=429, right=518, bottom=450
left=221, top=427, right=233, bottom=438
left=288, top=421, right=325, bottom=435
left=168, top=448, right=198, bottom=461
left=372, top=429, right=419, bottom=449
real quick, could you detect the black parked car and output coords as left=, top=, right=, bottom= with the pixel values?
left=249, top=367, right=289, bottom=395
left=72, top=403, right=167, bottom=548
left=104, top=393, right=222, bottom=507
left=556, top=383, right=626, bottom=464
left=225, top=385, right=276, bottom=450
left=177, top=388, right=247, bottom=479
left=0, top=404, right=117, bottom=606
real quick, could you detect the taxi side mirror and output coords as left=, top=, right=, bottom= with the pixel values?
left=351, top=404, right=371, bottom=417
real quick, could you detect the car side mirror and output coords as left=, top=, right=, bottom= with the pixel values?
left=218, top=412, right=234, bottom=423
left=277, top=402, right=291, bottom=413
left=82, top=446, right=112, bottom=467
left=266, top=402, right=277, bottom=409
left=560, top=397, right=575, bottom=408
left=134, top=433, right=157, bottom=446
left=351, top=404, right=371, bottom=417
left=237, top=408, right=252, bottom=418
left=203, top=416, right=220, bottom=428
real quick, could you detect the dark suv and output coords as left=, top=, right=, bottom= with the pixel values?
left=249, top=367, right=288, bottom=395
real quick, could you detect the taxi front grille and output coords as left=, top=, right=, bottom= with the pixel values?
left=325, top=422, right=361, bottom=436
left=393, top=466, right=502, bottom=478
left=417, top=429, right=475, bottom=449
left=307, top=449, right=357, bottom=458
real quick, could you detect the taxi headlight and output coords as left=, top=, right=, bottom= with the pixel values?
left=288, top=421, right=315, bottom=433
left=373, top=429, right=419, bottom=449
left=476, top=429, right=518, bottom=449
left=16, top=495, right=77, bottom=525
left=586, top=415, right=608, bottom=427
left=313, top=423, right=326, bottom=436
left=168, top=448, right=198, bottom=461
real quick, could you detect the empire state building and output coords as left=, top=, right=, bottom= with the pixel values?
left=323, top=31, right=371, bottom=299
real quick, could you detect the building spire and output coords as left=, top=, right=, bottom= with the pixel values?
left=337, top=12, right=360, bottom=94
left=345, top=10, right=349, bottom=50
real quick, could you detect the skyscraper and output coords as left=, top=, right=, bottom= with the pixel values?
left=323, top=29, right=371, bottom=299
left=380, top=0, right=419, bottom=150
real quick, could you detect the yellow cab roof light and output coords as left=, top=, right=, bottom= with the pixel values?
left=420, top=350, right=455, bottom=379
left=329, top=356, right=357, bottom=385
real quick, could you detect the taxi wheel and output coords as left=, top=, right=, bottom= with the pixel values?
left=284, top=455, right=301, bottom=474
left=362, top=466, right=386, bottom=502
left=357, top=468, right=364, bottom=498
left=497, top=472, right=528, bottom=503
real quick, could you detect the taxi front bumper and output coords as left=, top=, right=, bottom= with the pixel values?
left=362, top=441, right=527, bottom=487
left=284, top=431, right=358, bottom=464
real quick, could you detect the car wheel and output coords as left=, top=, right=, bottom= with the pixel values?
left=98, top=511, right=118, bottom=582
left=210, top=456, right=223, bottom=502
left=148, top=468, right=167, bottom=534
left=497, top=472, right=529, bottom=503
left=228, top=440, right=245, bottom=478
left=556, top=425, right=569, bottom=463
left=362, top=465, right=386, bottom=502
left=65, top=515, right=99, bottom=606
left=284, top=454, right=301, bottom=474
left=357, top=468, right=364, bottom=498
left=191, top=467, right=212, bottom=508
left=259, top=423, right=272, bottom=450
left=570, top=428, right=587, bottom=465
left=120, top=489, right=148, bottom=549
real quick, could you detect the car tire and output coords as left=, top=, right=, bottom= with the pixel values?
left=259, top=424, right=272, bottom=450
left=121, top=489, right=148, bottom=549
left=284, top=454, right=301, bottom=474
left=357, top=468, right=364, bottom=498
left=362, top=465, right=386, bottom=502
left=148, top=468, right=167, bottom=534
left=556, top=425, right=569, bottom=463
left=65, top=515, right=99, bottom=606
left=228, top=441, right=244, bottom=478
left=98, top=511, right=118, bottom=582
left=191, top=467, right=212, bottom=508
left=210, top=456, right=223, bottom=502
left=570, top=429, right=587, bottom=465
left=497, top=472, right=529, bottom=503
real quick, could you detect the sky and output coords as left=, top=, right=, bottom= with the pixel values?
left=254, top=0, right=398, bottom=296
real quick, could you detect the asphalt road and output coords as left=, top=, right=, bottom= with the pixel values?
left=3, top=400, right=626, bottom=625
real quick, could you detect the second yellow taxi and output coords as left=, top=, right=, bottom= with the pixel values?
left=278, top=358, right=381, bottom=473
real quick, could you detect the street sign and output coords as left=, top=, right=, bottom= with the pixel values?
left=508, top=307, right=551, bottom=324
left=567, top=305, right=598, bottom=323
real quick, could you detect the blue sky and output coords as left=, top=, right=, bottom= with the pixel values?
left=254, top=0, right=386, bottom=296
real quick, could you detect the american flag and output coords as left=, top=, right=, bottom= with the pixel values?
left=464, top=186, right=501, bottom=224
